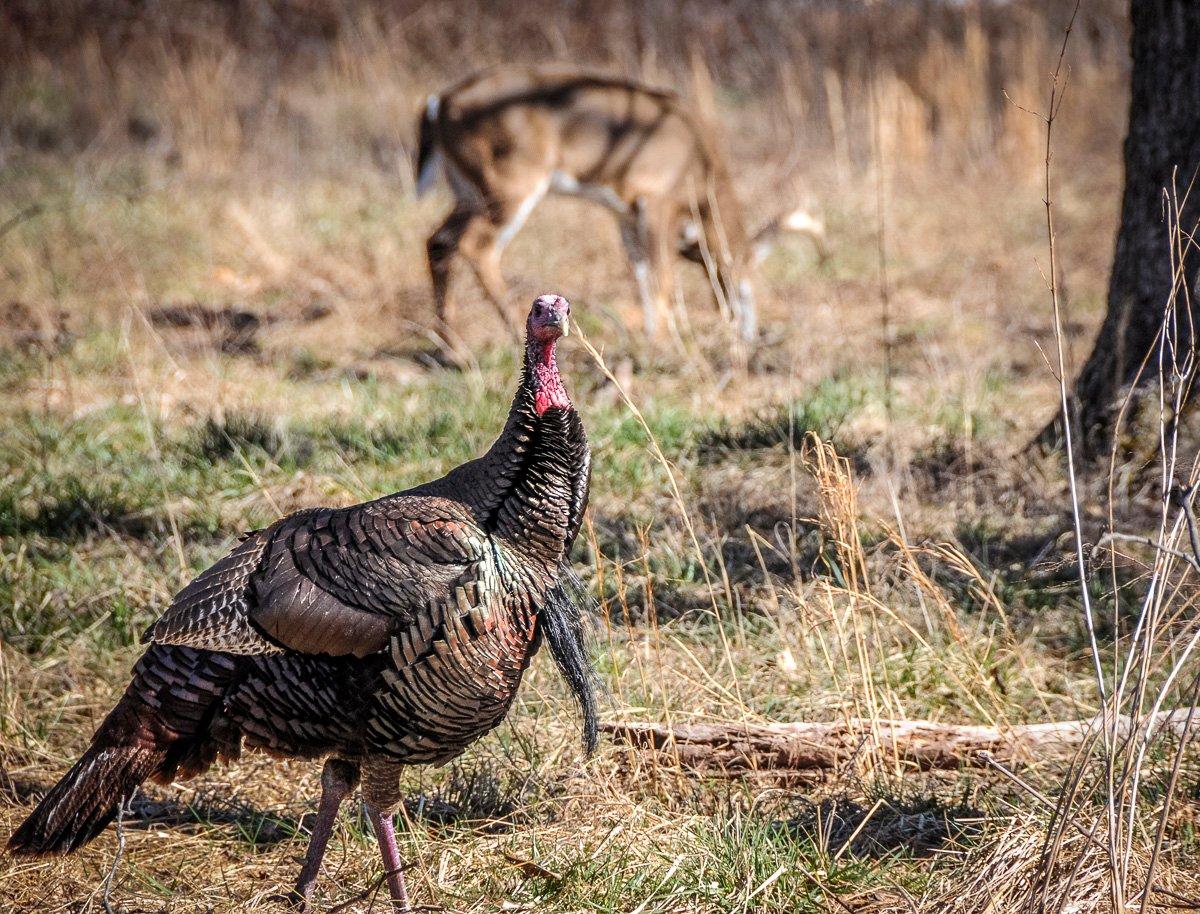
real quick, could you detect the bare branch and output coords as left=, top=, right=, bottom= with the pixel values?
left=101, top=794, right=131, bottom=914
left=1095, top=532, right=1200, bottom=573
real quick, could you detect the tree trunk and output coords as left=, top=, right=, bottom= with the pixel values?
left=1040, top=0, right=1200, bottom=456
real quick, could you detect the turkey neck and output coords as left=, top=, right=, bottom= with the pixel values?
left=425, top=333, right=588, bottom=573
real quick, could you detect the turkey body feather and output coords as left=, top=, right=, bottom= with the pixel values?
left=144, top=497, right=492, bottom=659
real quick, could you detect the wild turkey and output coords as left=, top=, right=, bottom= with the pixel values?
left=7, top=294, right=595, bottom=912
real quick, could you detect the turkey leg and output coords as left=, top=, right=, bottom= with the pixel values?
left=366, top=803, right=410, bottom=912
left=289, top=758, right=360, bottom=911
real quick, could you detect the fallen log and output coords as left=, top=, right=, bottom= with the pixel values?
left=600, top=708, right=1200, bottom=774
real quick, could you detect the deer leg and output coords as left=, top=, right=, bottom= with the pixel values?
left=644, top=204, right=677, bottom=335
left=620, top=226, right=657, bottom=337
left=288, top=758, right=360, bottom=911
left=427, top=206, right=473, bottom=330
left=362, top=759, right=410, bottom=913
left=712, top=267, right=759, bottom=341
left=620, top=207, right=664, bottom=339
left=730, top=275, right=758, bottom=341
left=466, top=180, right=550, bottom=337
left=715, top=254, right=758, bottom=341
left=456, top=212, right=525, bottom=337
left=696, top=208, right=758, bottom=341
left=622, top=201, right=677, bottom=338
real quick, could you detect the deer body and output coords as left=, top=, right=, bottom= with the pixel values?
left=417, top=66, right=791, bottom=341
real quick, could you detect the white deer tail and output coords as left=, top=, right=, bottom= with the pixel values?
left=752, top=207, right=827, bottom=265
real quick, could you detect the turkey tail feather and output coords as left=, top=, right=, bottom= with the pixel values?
left=7, top=744, right=164, bottom=856
left=541, top=568, right=599, bottom=756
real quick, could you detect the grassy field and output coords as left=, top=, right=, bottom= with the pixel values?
left=3, top=2, right=1200, bottom=912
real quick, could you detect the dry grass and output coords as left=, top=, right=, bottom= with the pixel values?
left=2, top=1, right=1199, bottom=912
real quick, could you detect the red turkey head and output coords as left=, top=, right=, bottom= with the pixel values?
left=528, top=294, right=570, bottom=343
left=527, top=294, right=572, bottom=415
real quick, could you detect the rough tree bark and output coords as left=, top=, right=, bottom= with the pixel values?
left=1039, top=0, right=1200, bottom=457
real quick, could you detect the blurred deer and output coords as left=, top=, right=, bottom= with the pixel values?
left=414, top=66, right=825, bottom=341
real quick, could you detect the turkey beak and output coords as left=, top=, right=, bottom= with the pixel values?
left=551, top=313, right=570, bottom=337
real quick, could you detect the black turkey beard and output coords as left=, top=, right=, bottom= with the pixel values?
left=540, top=565, right=599, bottom=755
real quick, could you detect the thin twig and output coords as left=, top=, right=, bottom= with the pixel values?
left=867, top=28, right=894, bottom=445
left=1039, top=0, right=1104, bottom=706
left=101, top=794, right=131, bottom=914
left=1015, top=2, right=1124, bottom=905
left=979, top=751, right=1109, bottom=853
left=1172, top=482, right=1200, bottom=567
left=1095, top=532, right=1200, bottom=573
left=328, top=861, right=421, bottom=914
left=0, top=202, right=45, bottom=241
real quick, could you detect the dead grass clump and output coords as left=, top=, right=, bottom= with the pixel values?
left=404, top=764, right=537, bottom=832
left=695, top=379, right=866, bottom=465
left=149, top=302, right=269, bottom=355
left=122, top=789, right=302, bottom=846
left=917, top=821, right=1200, bottom=914
left=781, top=793, right=985, bottom=860
left=0, top=475, right=163, bottom=542
left=0, top=300, right=72, bottom=354
left=186, top=412, right=293, bottom=464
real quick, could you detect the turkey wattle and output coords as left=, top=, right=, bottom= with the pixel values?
left=7, top=294, right=594, bottom=913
